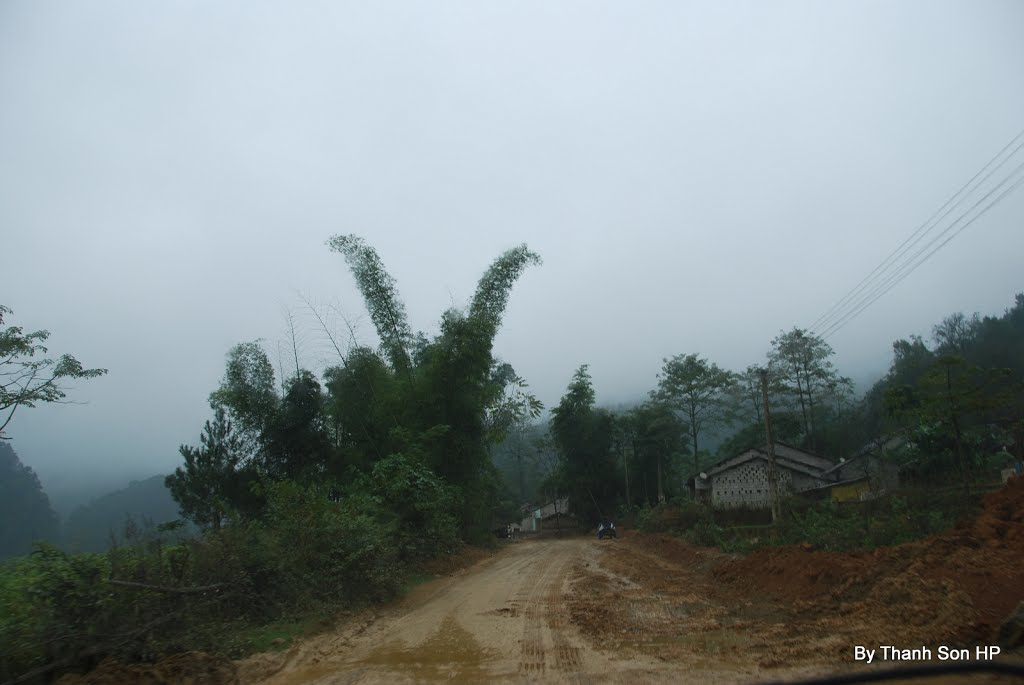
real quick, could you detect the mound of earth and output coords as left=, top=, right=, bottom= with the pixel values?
left=713, top=477, right=1024, bottom=644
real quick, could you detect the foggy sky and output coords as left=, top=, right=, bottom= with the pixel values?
left=2, top=1, right=1023, bottom=502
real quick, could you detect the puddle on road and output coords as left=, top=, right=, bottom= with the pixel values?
left=357, top=613, right=494, bottom=682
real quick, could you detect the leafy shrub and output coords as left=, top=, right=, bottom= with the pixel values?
left=367, top=453, right=461, bottom=560
left=257, top=480, right=402, bottom=608
left=686, top=518, right=726, bottom=547
left=0, top=476, right=419, bottom=682
left=779, top=503, right=865, bottom=551
left=635, top=502, right=709, bottom=533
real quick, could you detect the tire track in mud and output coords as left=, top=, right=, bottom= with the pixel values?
left=516, top=542, right=592, bottom=684
left=517, top=544, right=558, bottom=677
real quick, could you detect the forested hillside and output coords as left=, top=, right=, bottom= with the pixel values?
left=859, top=293, right=1024, bottom=483
left=0, top=442, right=59, bottom=560
left=62, top=475, right=185, bottom=553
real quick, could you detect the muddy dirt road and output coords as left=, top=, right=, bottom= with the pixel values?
left=239, top=514, right=1024, bottom=685
left=242, top=538, right=656, bottom=684
left=240, top=537, right=826, bottom=685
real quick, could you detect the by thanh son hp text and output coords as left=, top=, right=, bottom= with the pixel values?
left=854, top=645, right=1002, bottom=664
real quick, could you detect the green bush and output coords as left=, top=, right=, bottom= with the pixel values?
left=686, top=518, right=726, bottom=547
left=257, top=480, right=402, bottom=608
left=635, top=502, right=708, bottom=533
left=770, top=493, right=962, bottom=552
left=779, top=503, right=865, bottom=551
left=367, top=453, right=462, bottom=560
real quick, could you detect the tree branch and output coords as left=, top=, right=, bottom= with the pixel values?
left=108, top=579, right=226, bottom=594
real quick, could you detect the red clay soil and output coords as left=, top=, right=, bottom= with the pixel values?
left=713, top=477, right=1024, bottom=644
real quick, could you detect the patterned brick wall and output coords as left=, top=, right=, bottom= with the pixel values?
left=711, top=461, right=797, bottom=508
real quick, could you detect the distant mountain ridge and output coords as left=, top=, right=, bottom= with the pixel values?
left=63, top=475, right=186, bottom=552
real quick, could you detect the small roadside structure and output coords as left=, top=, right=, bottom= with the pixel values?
left=518, top=497, right=571, bottom=533
left=811, top=437, right=902, bottom=502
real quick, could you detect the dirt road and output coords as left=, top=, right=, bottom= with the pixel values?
left=241, top=538, right=648, bottom=684
left=239, top=515, right=1024, bottom=685
left=239, top=537, right=825, bottom=685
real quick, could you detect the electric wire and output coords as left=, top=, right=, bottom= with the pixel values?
left=808, top=129, right=1024, bottom=333
left=807, top=128, right=1024, bottom=335
left=816, top=163, right=1024, bottom=339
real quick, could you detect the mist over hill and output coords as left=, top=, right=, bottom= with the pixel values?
left=62, top=475, right=188, bottom=553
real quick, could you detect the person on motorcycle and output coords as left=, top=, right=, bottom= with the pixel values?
left=597, top=518, right=616, bottom=539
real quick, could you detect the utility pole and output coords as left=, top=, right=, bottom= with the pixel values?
left=623, top=441, right=632, bottom=509
left=760, top=368, right=782, bottom=523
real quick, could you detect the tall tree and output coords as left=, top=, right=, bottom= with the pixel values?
left=166, top=406, right=248, bottom=530
left=328, top=236, right=541, bottom=539
left=469, top=245, right=543, bottom=337
left=731, top=365, right=764, bottom=423
left=0, top=305, right=107, bottom=438
left=327, top=235, right=415, bottom=376
left=768, top=327, right=838, bottom=452
left=624, top=402, right=688, bottom=505
left=550, top=366, right=617, bottom=521
left=323, top=346, right=398, bottom=472
left=267, top=370, right=331, bottom=480
left=653, top=353, right=735, bottom=475
left=887, top=354, right=1019, bottom=495
left=208, top=341, right=280, bottom=453
left=932, top=312, right=981, bottom=356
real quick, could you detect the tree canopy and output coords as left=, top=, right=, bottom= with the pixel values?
left=167, top=236, right=543, bottom=544
left=0, top=305, right=107, bottom=439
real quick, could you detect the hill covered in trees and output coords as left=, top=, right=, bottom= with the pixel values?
left=0, top=441, right=59, bottom=560
left=62, top=475, right=185, bottom=553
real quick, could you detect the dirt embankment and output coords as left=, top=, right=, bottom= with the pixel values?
left=713, top=477, right=1024, bottom=644
left=565, top=478, right=1024, bottom=676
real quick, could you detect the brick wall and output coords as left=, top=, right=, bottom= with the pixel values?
left=710, top=461, right=790, bottom=508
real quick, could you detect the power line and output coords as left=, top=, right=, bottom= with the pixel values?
left=817, top=163, right=1024, bottom=339
left=807, top=128, right=1024, bottom=334
left=817, top=160, right=1024, bottom=339
left=809, top=129, right=1024, bottom=333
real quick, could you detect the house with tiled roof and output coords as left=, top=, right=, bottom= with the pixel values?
left=691, top=439, right=902, bottom=508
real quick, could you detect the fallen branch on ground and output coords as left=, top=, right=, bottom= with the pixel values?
left=108, top=579, right=226, bottom=594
